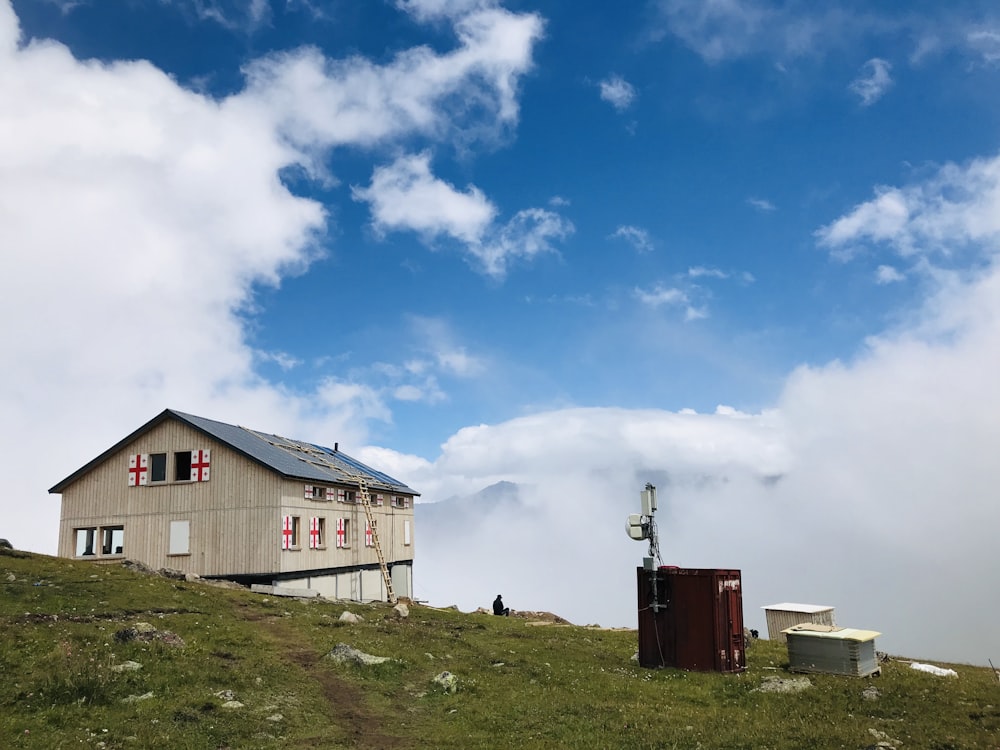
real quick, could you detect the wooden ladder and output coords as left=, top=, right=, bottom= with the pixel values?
left=356, top=476, right=397, bottom=605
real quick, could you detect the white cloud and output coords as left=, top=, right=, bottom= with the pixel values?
left=816, top=187, right=911, bottom=253
left=391, top=144, right=1000, bottom=666
left=161, top=0, right=273, bottom=33
left=747, top=196, right=776, bottom=212
left=634, top=283, right=706, bottom=320
left=354, top=152, right=497, bottom=244
left=817, top=153, right=1000, bottom=263
left=966, top=29, right=1000, bottom=65
left=242, top=6, right=543, bottom=150
left=687, top=266, right=728, bottom=279
left=396, top=0, right=496, bottom=22
left=849, top=57, right=893, bottom=106
left=653, top=0, right=775, bottom=62
left=875, top=264, right=904, bottom=284
left=354, top=153, right=572, bottom=277
left=610, top=224, right=653, bottom=252
left=402, top=258, right=1000, bottom=665
left=409, top=315, right=487, bottom=377
left=0, top=0, right=546, bottom=553
left=255, top=350, right=303, bottom=370
left=598, top=74, right=637, bottom=111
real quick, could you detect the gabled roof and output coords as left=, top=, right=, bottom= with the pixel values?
left=49, top=408, right=419, bottom=496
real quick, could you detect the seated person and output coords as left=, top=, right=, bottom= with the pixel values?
left=493, top=594, right=510, bottom=616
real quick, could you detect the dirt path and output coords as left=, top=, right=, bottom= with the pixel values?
left=243, top=612, right=412, bottom=749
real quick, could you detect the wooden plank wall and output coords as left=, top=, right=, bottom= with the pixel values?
left=276, top=479, right=415, bottom=575
left=56, top=416, right=416, bottom=586
left=57, top=419, right=282, bottom=576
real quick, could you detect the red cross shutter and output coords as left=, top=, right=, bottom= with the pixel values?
left=282, top=515, right=293, bottom=550
left=304, top=485, right=313, bottom=499
left=128, top=454, right=148, bottom=486
left=191, top=449, right=211, bottom=482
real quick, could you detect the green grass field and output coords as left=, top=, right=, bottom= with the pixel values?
left=2, top=548, right=998, bottom=749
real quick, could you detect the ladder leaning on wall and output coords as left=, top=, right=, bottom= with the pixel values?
left=355, top=475, right=397, bottom=605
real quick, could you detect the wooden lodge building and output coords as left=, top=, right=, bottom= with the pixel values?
left=49, top=409, right=418, bottom=602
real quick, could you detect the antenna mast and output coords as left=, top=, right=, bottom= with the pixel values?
left=626, top=482, right=662, bottom=569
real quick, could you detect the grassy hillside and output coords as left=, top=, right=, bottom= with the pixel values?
left=2, top=548, right=998, bottom=749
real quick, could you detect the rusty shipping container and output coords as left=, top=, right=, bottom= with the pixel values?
left=636, top=567, right=746, bottom=672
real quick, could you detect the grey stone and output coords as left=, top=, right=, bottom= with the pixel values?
left=111, top=661, right=143, bottom=673
left=221, top=700, right=244, bottom=709
left=121, top=692, right=154, bottom=703
left=339, top=611, right=362, bottom=624
left=327, top=643, right=390, bottom=666
left=392, top=603, right=410, bottom=619
left=432, top=671, right=458, bottom=694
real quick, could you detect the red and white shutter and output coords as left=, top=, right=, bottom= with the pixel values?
left=336, top=518, right=346, bottom=548
left=282, top=515, right=294, bottom=550
left=304, top=485, right=314, bottom=499
left=337, top=489, right=346, bottom=503
left=190, top=449, right=211, bottom=482
left=365, top=520, right=373, bottom=547
left=374, top=493, right=384, bottom=507
left=309, top=517, right=320, bottom=549
left=128, top=454, right=148, bottom=486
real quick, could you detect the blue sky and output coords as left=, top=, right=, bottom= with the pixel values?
left=5, top=0, right=1000, bottom=664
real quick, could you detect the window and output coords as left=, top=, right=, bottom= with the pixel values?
left=392, top=496, right=411, bottom=509
left=174, top=451, right=192, bottom=481
left=282, top=515, right=300, bottom=550
left=101, top=526, right=125, bottom=556
left=309, top=517, right=325, bottom=549
left=372, top=493, right=385, bottom=506
left=75, top=526, right=124, bottom=557
left=75, top=527, right=96, bottom=557
left=308, top=486, right=328, bottom=501
left=169, top=520, right=190, bottom=555
left=336, top=518, right=350, bottom=548
left=150, top=453, right=167, bottom=483
left=337, top=489, right=356, bottom=504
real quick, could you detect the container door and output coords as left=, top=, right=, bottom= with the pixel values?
left=727, top=587, right=745, bottom=671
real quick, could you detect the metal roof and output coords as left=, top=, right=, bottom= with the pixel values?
left=782, top=624, right=881, bottom=643
left=761, top=603, right=835, bottom=613
left=49, top=408, right=418, bottom=495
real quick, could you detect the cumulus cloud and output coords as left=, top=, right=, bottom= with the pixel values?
left=849, top=57, right=893, bottom=106
left=401, top=257, right=1000, bottom=665
left=354, top=153, right=572, bottom=277
left=610, top=224, right=653, bottom=252
left=0, top=0, right=545, bottom=553
left=598, top=74, right=637, bottom=110
left=242, top=5, right=543, bottom=150
left=354, top=152, right=497, bottom=244
left=386, top=140, right=1000, bottom=666
left=817, top=153, right=1000, bottom=263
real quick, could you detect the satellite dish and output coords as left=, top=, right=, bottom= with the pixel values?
left=625, top=513, right=647, bottom=541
